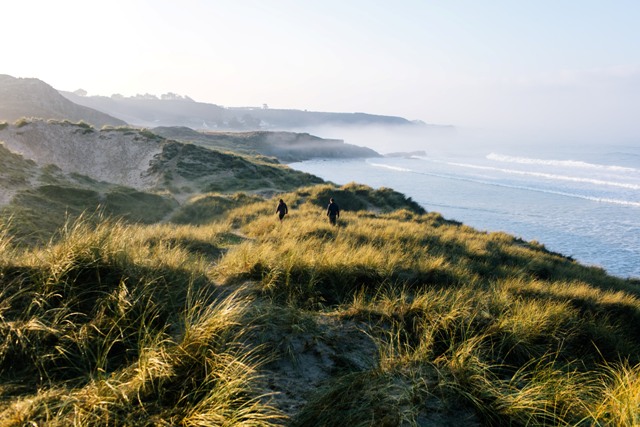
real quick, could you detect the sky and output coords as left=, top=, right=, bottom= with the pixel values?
left=2, top=0, right=640, bottom=143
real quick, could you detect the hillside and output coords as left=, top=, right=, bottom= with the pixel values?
left=0, top=119, right=325, bottom=194
left=152, top=127, right=380, bottom=162
left=0, top=182, right=639, bottom=426
left=0, top=119, right=324, bottom=243
left=1, top=79, right=640, bottom=426
left=0, top=75, right=125, bottom=128
left=60, top=90, right=427, bottom=131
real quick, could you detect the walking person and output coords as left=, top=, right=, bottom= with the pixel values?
left=276, top=199, right=288, bottom=222
left=326, top=198, right=340, bottom=226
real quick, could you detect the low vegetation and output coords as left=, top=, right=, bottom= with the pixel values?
left=0, top=120, right=326, bottom=246
left=1, top=184, right=179, bottom=245
left=148, top=141, right=324, bottom=194
left=0, top=144, right=37, bottom=188
left=151, top=128, right=380, bottom=162
left=0, top=181, right=639, bottom=426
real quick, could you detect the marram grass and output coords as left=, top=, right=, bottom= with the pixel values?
left=0, top=216, right=282, bottom=426
left=1, top=183, right=639, bottom=425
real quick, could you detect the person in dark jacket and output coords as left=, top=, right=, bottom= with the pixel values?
left=276, top=199, right=288, bottom=221
left=326, top=198, right=340, bottom=225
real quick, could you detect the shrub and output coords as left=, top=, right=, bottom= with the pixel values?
left=15, top=117, right=31, bottom=128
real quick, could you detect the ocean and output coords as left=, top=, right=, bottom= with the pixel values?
left=289, top=143, right=640, bottom=279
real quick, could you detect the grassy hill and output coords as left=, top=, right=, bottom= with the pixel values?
left=0, top=181, right=639, bottom=426
left=0, top=75, right=125, bottom=127
left=1, top=117, right=639, bottom=426
left=151, top=127, right=380, bottom=162
left=59, top=91, right=421, bottom=131
left=0, top=119, right=324, bottom=244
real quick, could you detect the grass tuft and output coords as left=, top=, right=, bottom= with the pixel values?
left=1, top=183, right=639, bottom=424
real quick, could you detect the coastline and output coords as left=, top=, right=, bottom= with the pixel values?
left=289, top=156, right=640, bottom=280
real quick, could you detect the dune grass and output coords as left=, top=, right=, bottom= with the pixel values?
left=215, top=184, right=640, bottom=425
left=0, top=183, right=639, bottom=425
left=1, top=183, right=180, bottom=247
left=0, top=216, right=282, bottom=426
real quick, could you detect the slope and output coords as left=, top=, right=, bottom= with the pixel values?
left=0, top=119, right=323, bottom=243
left=60, top=90, right=425, bottom=130
left=152, top=127, right=380, bottom=162
left=0, top=183, right=638, bottom=426
left=0, top=75, right=126, bottom=127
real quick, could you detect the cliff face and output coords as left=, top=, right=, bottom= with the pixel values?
left=0, top=75, right=126, bottom=127
left=0, top=120, right=161, bottom=190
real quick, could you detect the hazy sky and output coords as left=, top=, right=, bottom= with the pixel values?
left=3, top=0, right=639, bottom=141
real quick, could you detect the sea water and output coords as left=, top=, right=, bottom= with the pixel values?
left=290, top=144, right=640, bottom=279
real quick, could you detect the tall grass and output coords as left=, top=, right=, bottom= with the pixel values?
left=1, top=183, right=640, bottom=425
left=0, top=215, right=281, bottom=426
left=214, top=187, right=640, bottom=425
left=588, top=361, right=640, bottom=426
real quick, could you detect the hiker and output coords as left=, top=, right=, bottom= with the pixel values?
left=276, top=199, right=288, bottom=221
left=326, top=198, right=340, bottom=225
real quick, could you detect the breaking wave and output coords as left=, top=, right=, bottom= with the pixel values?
left=367, top=162, right=413, bottom=172
left=442, top=161, right=640, bottom=190
left=367, top=160, right=640, bottom=207
left=486, top=153, right=639, bottom=173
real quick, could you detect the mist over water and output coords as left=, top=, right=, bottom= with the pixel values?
left=290, top=130, right=640, bottom=279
